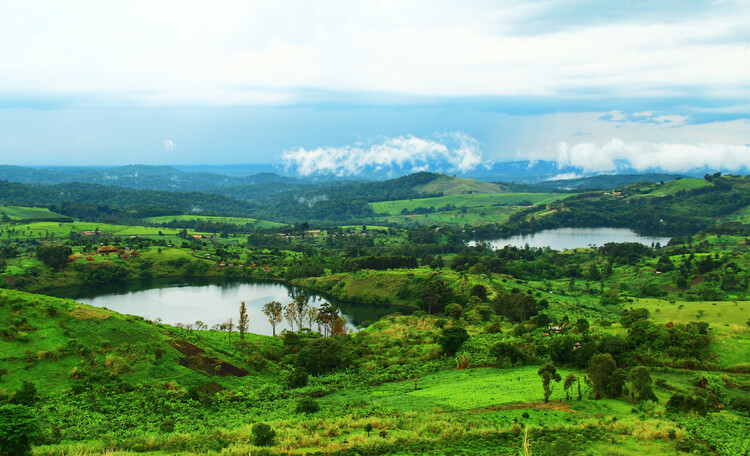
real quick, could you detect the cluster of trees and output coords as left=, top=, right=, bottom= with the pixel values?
left=341, top=255, right=418, bottom=272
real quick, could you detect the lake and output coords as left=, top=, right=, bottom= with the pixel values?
left=46, top=277, right=411, bottom=336
left=473, top=227, right=672, bottom=251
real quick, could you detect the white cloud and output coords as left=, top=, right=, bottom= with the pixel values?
left=546, top=172, right=583, bottom=181
left=557, top=138, right=750, bottom=173
left=0, top=1, right=748, bottom=106
left=163, top=139, right=175, bottom=151
left=282, top=133, right=484, bottom=176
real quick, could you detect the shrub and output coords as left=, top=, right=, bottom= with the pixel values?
left=252, top=423, right=276, bottom=446
left=295, top=397, right=320, bottom=414
left=437, top=326, right=469, bottom=356
left=287, top=369, right=309, bottom=388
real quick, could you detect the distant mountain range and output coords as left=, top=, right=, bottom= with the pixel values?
left=0, top=161, right=735, bottom=195
left=0, top=164, right=298, bottom=192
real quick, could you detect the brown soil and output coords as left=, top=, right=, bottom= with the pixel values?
left=469, top=401, right=577, bottom=414
left=167, top=340, right=249, bottom=377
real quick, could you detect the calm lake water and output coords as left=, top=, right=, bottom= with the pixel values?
left=473, top=227, right=672, bottom=251
left=47, top=277, right=410, bottom=336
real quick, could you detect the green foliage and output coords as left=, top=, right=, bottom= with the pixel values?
left=251, top=422, right=276, bottom=446
left=295, top=336, right=347, bottom=376
left=11, top=381, right=38, bottom=406
left=588, top=353, right=616, bottom=399
left=490, top=341, right=523, bottom=367
left=36, top=245, right=72, bottom=269
left=295, top=396, right=321, bottom=414
left=0, top=404, right=39, bottom=456
left=437, top=326, right=469, bottom=356
left=537, top=363, right=562, bottom=403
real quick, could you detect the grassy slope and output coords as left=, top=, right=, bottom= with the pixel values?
left=639, top=178, right=712, bottom=197
left=370, top=193, right=562, bottom=216
left=0, top=205, right=67, bottom=220
left=0, top=289, right=265, bottom=394
left=414, top=175, right=505, bottom=196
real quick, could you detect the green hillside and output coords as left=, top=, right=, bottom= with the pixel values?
left=143, top=215, right=286, bottom=229
left=414, top=175, right=505, bottom=195
left=0, top=206, right=69, bottom=221
left=370, top=193, right=562, bottom=216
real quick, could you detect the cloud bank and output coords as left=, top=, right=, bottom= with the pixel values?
left=282, top=133, right=483, bottom=176
left=557, top=138, right=750, bottom=173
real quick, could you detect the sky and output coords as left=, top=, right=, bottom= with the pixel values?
left=0, top=1, right=748, bottom=175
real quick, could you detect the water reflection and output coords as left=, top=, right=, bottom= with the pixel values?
left=46, top=277, right=412, bottom=336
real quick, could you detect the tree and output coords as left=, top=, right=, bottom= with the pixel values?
left=251, top=423, right=276, bottom=446
left=225, top=318, right=234, bottom=346
left=607, top=368, right=627, bottom=398
left=490, top=342, right=523, bottom=367
left=575, top=318, right=590, bottom=333
left=470, top=284, right=488, bottom=301
left=316, top=302, right=339, bottom=336
left=36, top=245, right=72, bottom=269
left=629, top=366, right=656, bottom=402
left=296, top=337, right=345, bottom=375
left=444, top=303, right=463, bottom=325
left=0, top=404, right=39, bottom=456
left=563, top=373, right=577, bottom=401
left=437, top=326, right=469, bottom=356
left=537, top=363, right=562, bottom=403
left=293, top=294, right=309, bottom=329
left=284, top=302, right=298, bottom=332
left=419, top=278, right=453, bottom=315
left=588, top=353, right=616, bottom=399
left=12, top=381, right=37, bottom=406
left=364, top=423, right=373, bottom=437
left=238, top=302, right=249, bottom=341
left=262, top=301, right=283, bottom=336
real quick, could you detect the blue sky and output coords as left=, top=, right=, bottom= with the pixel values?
left=0, top=1, right=748, bottom=175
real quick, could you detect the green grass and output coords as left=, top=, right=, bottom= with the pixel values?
left=142, top=214, right=286, bottom=228
left=0, top=221, right=188, bottom=240
left=370, top=193, right=563, bottom=216
left=414, top=175, right=505, bottom=196
left=0, top=205, right=68, bottom=220
left=328, top=366, right=575, bottom=412
left=631, top=298, right=749, bottom=327
left=642, top=178, right=712, bottom=197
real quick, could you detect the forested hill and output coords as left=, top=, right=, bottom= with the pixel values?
left=219, top=172, right=501, bottom=221
left=0, top=180, right=260, bottom=220
left=478, top=175, right=750, bottom=237
left=0, top=164, right=297, bottom=192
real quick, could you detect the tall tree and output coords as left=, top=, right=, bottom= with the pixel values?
left=293, top=294, right=309, bottom=329
left=238, top=302, right=249, bottom=341
left=316, top=302, right=339, bottom=336
left=563, top=373, right=577, bottom=401
left=284, top=302, right=298, bottom=332
left=537, top=363, right=562, bottom=403
left=225, top=318, right=234, bottom=346
left=588, top=353, right=616, bottom=399
left=628, top=366, right=656, bottom=402
left=262, top=301, right=283, bottom=336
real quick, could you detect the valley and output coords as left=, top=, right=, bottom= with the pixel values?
left=0, top=171, right=748, bottom=455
